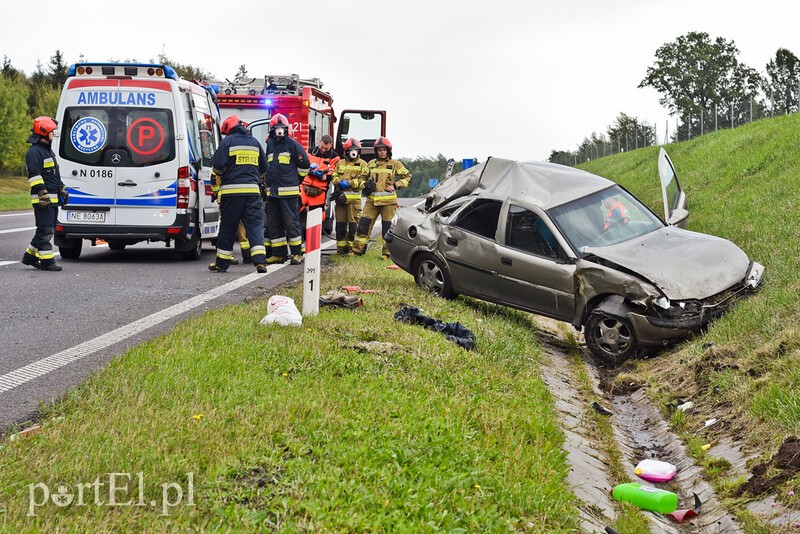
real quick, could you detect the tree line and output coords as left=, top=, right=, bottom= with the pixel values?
left=549, top=31, right=800, bottom=165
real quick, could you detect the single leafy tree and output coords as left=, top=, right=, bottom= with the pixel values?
left=765, top=48, right=800, bottom=115
left=639, top=31, right=762, bottom=138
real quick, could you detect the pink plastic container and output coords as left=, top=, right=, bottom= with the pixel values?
left=634, top=459, right=677, bottom=483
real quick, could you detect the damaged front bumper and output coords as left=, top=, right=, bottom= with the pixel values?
left=630, top=261, right=765, bottom=347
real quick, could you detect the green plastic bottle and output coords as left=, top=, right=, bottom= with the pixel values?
left=611, top=482, right=678, bottom=513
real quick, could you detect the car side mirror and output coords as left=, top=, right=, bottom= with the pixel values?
left=667, top=208, right=689, bottom=228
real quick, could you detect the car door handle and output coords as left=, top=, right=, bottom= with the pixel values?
left=446, top=237, right=458, bottom=246
left=501, top=257, right=512, bottom=266
left=117, top=180, right=137, bottom=187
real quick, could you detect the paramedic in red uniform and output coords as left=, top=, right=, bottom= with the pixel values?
left=208, top=115, right=269, bottom=273
left=22, top=116, right=67, bottom=272
left=300, top=134, right=339, bottom=232
left=264, top=114, right=310, bottom=265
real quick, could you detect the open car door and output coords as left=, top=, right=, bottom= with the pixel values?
left=658, top=148, right=689, bottom=228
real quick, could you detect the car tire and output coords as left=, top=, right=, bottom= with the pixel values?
left=585, top=311, right=637, bottom=367
left=107, top=241, right=126, bottom=251
left=413, top=253, right=455, bottom=299
left=58, top=239, right=82, bottom=260
left=179, top=231, right=202, bottom=261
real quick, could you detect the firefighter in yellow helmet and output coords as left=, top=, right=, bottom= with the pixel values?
left=350, top=137, right=412, bottom=259
left=331, top=137, right=369, bottom=255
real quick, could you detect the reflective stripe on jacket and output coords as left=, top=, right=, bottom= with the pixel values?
left=27, top=141, right=64, bottom=205
left=265, top=136, right=310, bottom=198
left=367, top=158, right=412, bottom=206
left=211, top=126, right=268, bottom=197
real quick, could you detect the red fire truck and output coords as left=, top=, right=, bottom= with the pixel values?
left=210, top=74, right=386, bottom=233
left=211, top=74, right=386, bottom=160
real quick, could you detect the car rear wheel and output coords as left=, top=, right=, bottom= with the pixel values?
left=58, top=239, right=82, bottom=260
left=585, top=312, right=637, bottom=367
left=413, top=253, right=454, bottom=299
left=179, top=231, right=202, bottom=261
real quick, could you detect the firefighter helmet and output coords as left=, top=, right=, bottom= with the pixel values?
left=343, top=137, right=361, bottom=152
left=344, top=137, right=361, bottom=160
left=32, top=116, right=58, bottom=137
left=220, top=115, right=242, bottom=135
left=374, top=136, right=392, bottom=158
left=269, top=113, right=292, bottom=138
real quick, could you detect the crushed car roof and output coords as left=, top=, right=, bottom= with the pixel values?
left=426, top=157, right=614, bottom=211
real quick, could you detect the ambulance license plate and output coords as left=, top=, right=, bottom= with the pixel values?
left=66, top=211, right=106, bottom=222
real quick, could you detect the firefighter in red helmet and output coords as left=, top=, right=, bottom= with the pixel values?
left=331, top=137, right=369, bottom=254
left=208, top=114, right=269, bottom=273
left=350, top=137, right=412, bottom=259
left=22, top=116, right=67, bottom=271
left=264, top=113, right=310, bottom=264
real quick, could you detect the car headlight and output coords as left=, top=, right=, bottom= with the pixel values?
left=654, top=296, right=670, bottom=309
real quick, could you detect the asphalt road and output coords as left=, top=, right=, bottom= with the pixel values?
left=0, top=210, right=329, bottom=433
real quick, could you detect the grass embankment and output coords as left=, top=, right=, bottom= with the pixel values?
left=0, top=175, right=29, bottom=211
left=581, top=113, right=800, bottom=520
left=0, top=255, right=581, bottom=531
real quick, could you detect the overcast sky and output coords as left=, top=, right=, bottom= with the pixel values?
left=4, top=0, right=799, bottom=162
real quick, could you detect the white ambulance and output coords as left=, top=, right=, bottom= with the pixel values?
left=53, top=62, right=221, bottom=260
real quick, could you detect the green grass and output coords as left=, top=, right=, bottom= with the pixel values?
left=0, top=255, right=581, bottom=531
left=0, top=175, right=29, bottom=211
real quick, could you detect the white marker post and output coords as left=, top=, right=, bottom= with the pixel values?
left=302, top=208, right=322, bottom=316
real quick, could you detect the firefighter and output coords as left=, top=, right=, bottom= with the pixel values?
left=331, top=137, right=369, bottom=255
left=208, top=115, right=268, bottom=273
left=22, top=116, right=67, bottom=271
left=264, top=113, right=310, bottom=265
left=300, top=134, right=339, bottom=233
left=351, top=137, right=412, bottom=260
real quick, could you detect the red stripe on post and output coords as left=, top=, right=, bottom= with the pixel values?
left=306, top=224, right=321, bottom=252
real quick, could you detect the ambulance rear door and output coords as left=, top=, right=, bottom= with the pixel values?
left=59, top=78, right=181, bottom=228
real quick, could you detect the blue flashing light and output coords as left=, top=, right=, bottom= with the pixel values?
left=68, top=64, right=77, bottom=76
left=263, top=99, right=273, bottom=107
left=163, top=65, right=178, bottom=80
left=209, top=84, right=220, bottom=94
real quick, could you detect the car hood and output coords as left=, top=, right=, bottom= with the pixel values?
left=584, top=226, right=751, bottom=300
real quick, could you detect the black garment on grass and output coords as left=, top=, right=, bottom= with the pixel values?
left=393, top=305, right=476, bottom=350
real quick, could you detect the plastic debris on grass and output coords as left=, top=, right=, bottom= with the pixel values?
left=260, top=295, right=302, bottom=326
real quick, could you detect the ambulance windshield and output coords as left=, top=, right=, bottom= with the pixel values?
left=59, top=107, right=175, bottom=167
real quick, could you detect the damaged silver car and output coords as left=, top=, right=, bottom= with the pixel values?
left=385, top=149, right=764, bottom=366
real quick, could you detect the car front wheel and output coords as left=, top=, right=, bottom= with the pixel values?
left=585, top=311, right=637, bottom=367
left=412, top=253, right=454, bottom=299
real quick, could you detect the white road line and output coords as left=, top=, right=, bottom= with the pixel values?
left=0, top=261, right=17, bottom=267
left=0, top=212, right=31, bottom=218
left=0, top=239, right=335, bottom=394
left=0, top=227, right=35, bottom=235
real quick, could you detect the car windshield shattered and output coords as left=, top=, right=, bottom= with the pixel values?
left=550, top=185, right=664, bottom=254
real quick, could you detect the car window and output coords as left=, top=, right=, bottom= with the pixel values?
left=506, top=205, right=561, bottom=259
left=453, top=199, right=501, bottom=240
left=549, top=186, right=663, bottom=253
